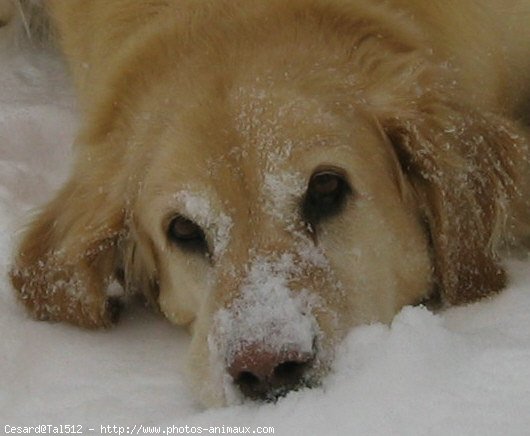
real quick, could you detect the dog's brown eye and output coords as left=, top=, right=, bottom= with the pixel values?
left=167, top=216, right=207, bottom=251
left=302, top=169, right=351, bottom=226
left=311, top=173, right=341, bottom=196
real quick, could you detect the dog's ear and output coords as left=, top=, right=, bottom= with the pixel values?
left=10, top=174, right=126, bottom=328
left=384, top=98, right=527, bottom=305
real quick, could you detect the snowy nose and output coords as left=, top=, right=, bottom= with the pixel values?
left=227, top=342, right=315, bottom=401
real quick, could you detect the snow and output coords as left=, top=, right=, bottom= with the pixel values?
left=263, top=169, right=305, bottom=224
left=2, top=41, right=530, bottom=436
left=211, top=254, right=319, bottom=367
left=174, top=190, right=233, bottom=259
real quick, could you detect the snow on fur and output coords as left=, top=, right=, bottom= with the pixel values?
left=174, top=190, right=233, bottom=259
left=210, top=254, right=319, bottom=365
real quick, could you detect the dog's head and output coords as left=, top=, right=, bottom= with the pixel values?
left=120, top=17, right=525, bottom=405
left=127, top=79, right=434, bottom=404
left=13, top=2, right=527, bottom=406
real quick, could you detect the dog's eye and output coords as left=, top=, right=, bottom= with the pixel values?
left=302, top=169, right=351, bottom=225
left=167, top=216, right=207, bottom=251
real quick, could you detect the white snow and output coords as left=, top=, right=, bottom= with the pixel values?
left=2, top=42, right=530, bottom=436
left=262, top=169, right=306, bottom=224
left=210, top=254, right=319, bottom=366
left=174, top=190, right=233, bottom=259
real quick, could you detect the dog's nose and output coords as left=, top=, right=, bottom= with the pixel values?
left=227, top=344, right=314, bottom=401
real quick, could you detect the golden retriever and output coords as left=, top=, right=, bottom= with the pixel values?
left=6, top=0, right=530, bottom=406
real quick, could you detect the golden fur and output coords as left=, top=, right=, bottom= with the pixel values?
left=7, top=0, right=530, bottom=405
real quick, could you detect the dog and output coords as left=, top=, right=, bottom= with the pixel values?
left=6, top=0, right=530, bottom=406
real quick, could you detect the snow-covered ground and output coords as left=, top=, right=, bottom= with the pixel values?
left=1, top=41, right=530, bottom=436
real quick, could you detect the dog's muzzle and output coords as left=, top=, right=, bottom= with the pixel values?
left=210, top=254, right=324, bottom=401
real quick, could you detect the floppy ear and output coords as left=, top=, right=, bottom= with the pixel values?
left=10, top=174, right=126, bottom=328
left=384, top=98, right=527, bottom=305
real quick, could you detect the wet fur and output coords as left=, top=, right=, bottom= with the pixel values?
left=7, top=0, right=530, bottom=405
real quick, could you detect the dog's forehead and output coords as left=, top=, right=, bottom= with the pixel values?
left=141, top=81, right=389, bottom=240
left=155, top=85, right=342, bottom=188
left=230, top=84, right=344, bottom=155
